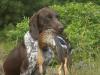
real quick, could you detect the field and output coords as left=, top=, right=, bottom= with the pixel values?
left=0, top=41, right=100, bottom=75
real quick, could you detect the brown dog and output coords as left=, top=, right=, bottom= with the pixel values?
left=3, top=7, right=64, bottom=75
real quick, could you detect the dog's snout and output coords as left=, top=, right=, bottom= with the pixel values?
left=59, top=25, right=64, bottom=33
left=60, top=27, right=64, bottom=32
left=60, top=27, right=64, bottom=31
left=59, top=25, right=64, bottom=29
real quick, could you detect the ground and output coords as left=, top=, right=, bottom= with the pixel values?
left=0, top=42, right=100, bottom=75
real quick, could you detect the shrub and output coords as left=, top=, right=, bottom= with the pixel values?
left=0, top=0, right=52, bottom=28
left=51, top=2, right=100, bottom=63
left=6, top=17, right=29, bottom=41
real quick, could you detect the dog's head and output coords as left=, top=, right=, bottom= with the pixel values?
left=29, top=7, right=64, bottom=40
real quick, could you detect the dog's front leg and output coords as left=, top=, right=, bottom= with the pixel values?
left=37, top=48, right=44, bottom=75
left=39, top=64, right=43, bottom=75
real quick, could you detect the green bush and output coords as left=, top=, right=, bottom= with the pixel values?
left=0, top=0, right=52, bottom=28
left=51, top=2, right=100, bottom=63
left=6, top=17, right=29, bottom=41
left=0, top=0, right=99, bottom=28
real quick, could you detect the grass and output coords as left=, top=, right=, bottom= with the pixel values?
left=0, top=41, right=100, bottom=75
left=71, top=61, right=100, bottom=75
left=0, top=41, right=16, bottom=75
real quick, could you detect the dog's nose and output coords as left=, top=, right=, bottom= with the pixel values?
left=60, top=27, right=64, bottom=32
left=59, top=26, right=64, bottom=33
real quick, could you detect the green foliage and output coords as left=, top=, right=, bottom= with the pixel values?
left=0, top=0, right=25, bottom=28
left=51, top=2, right=100, bottom=63
left=0, top=0, right=99, bottom=28
left=0, top=0, right=52, bottom=28
left=6, top=17, right=29, bottom=41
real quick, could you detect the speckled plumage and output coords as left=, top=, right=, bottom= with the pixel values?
left=38, top=29, right=71, bottom=75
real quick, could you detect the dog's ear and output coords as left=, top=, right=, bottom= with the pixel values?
left=29, top=13, right=39, bottom=40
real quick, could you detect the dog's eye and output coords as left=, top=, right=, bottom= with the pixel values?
left=47, top=15, right=52, bottom=19
left=55, top=14, right=60, bottom=18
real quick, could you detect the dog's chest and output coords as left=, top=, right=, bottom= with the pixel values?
left=20, top=31, right=53, bottom=75
left=20, top=31, right=38, bottom=75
